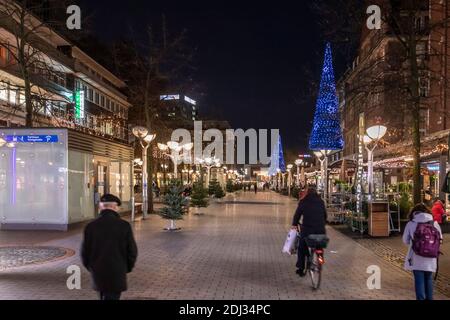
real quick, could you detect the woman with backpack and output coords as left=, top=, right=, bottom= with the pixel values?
left=402, top=203, right=443, bottom=300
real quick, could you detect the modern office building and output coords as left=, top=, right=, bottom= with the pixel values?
left=159, top=94, right=198, bottom=121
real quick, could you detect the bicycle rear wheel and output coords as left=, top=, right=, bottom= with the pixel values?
left=308, top=251, right=322, bottom=290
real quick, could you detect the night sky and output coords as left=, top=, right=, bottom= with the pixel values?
left=79, top=0, right=335, bottom=153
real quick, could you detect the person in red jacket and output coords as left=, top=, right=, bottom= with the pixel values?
left=431, top=199, right=445, bottom=224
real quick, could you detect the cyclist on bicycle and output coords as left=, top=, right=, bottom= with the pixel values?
left=291, top=187, right=327, bottom=277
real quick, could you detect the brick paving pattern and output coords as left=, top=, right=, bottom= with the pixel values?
left=0, top=191, right=447, bottom=300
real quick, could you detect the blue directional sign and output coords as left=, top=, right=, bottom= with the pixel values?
left=5, top=135, right=59, bottom=143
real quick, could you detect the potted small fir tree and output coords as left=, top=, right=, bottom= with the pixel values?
left=159, top=180, right=188, bottom=231
left=190, top=182, right=209, bottom=215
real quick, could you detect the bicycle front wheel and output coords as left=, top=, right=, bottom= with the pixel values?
left=309, top=252, right=322, bottom=290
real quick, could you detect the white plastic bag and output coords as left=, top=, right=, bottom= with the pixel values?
left=282, top=229, right=299, bottom=255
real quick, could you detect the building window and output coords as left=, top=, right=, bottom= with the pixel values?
left=100, top=95, right=105, bottom=107
left=0, top=46, right=9, bottom=65
left=416, top=41, right=428, bottom=61
left=19, top=91, right=25, bottom=105
left=419, top=77, right=430, bottom=97
left=45, top=101, right=52, bottom=116
left=415, top=15, right=429, bottom=32
left=0, top=86, right=7, bottom=101
left=94, top=91, right=99, bottom=104
left=420, top=108, right=429, bottom=135
left=9, top=89, right=16, bottom=104
left=88, top=87, right=93, bottom=101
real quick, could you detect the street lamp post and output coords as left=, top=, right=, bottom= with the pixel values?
left=159, top=142, right=193, bottom=181
left=314, top=150, right=331, bottom=205
left=158, top=143, right=169, bottom=184
left=314, top=152, right=325, bottom=192
left=364, top=125, right=387, bottom=200
left=132, top=126, right=156, bottom=219
left=295, top=159, right=303, bottom=187
left=287, top=164, right=293, bottom=196
left=167, top=141, right=182, bottom=179
left=160, top=163, right=168, bottom=186
left=200, top=157, right=221, bottom=187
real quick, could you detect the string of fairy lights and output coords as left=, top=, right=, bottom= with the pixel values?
left=373, top=143, right=449, bottom=168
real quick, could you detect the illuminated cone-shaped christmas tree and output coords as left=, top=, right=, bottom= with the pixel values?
left=268, top=135, right=286, bottom=176
left=309, top=43, right=344, bottom=151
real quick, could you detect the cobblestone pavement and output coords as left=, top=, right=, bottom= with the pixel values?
left=0, top=191, right=447, bottom=300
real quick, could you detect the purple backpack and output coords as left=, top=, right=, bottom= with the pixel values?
left=412, top=221, right=441, bottom=258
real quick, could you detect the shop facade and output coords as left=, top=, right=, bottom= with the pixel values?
left=0, top=128, right=133, bottom=230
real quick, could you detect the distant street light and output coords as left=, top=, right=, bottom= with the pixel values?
left=132, top=126, right=156, bottom=219
left=295, top=159, right=303, bottom=187
left=276, top=168, right=281, bottom=190
left=199, top=156, right=221, bottom=186
left=287, top=164, right=293, bottom=195
left=159, top=142, right=193, bottom=180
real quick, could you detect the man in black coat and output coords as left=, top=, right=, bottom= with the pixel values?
left=291, top=188, right=327, bottom=277
left=81, top=194, right=138, bottom=300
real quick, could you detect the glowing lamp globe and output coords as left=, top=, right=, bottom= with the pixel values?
left=143, top=134, right=156, bottom=143
left=167, top=141, right=179, bottom=150
left=183, top=142, right=194, bottom=151
left=366, top=125, right=387, bottom=141
left=363, top=135, right=372, bottom=145
left=158, top=143, right=169, bottom=151
left=313, top=151, right=323, bottom=159
left=132, top=126, right=148, bottom=139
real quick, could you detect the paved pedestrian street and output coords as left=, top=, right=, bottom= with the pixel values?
left=0, top=191, right=447, bottom=300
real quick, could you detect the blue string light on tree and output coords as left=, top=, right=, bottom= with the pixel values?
left=309, top=42, right=344, bottom=151
left=277, top=135, right=286, bottom=172
left=268, top=134, right=286, bottom=175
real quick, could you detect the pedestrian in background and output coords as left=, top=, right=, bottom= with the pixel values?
left=81, top=194, right=138, bottom=300
left=431, top=199, right=445, bottom=224
left=403, top=203, right=442, bottom=300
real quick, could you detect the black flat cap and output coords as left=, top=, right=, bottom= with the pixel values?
left=100, top=194, right=122, bottom=206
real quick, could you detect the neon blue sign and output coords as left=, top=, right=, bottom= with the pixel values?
left=5, top=135, right=59, bottom=143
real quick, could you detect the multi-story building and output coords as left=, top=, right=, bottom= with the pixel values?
left=0, top=1, right=134, bottom=230
left=333, top=0, right=450, bottom=200
left=159, top=93, right=198, bottom=121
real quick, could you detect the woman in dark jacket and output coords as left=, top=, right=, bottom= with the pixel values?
left=291, top=187, right=327, bottom=276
